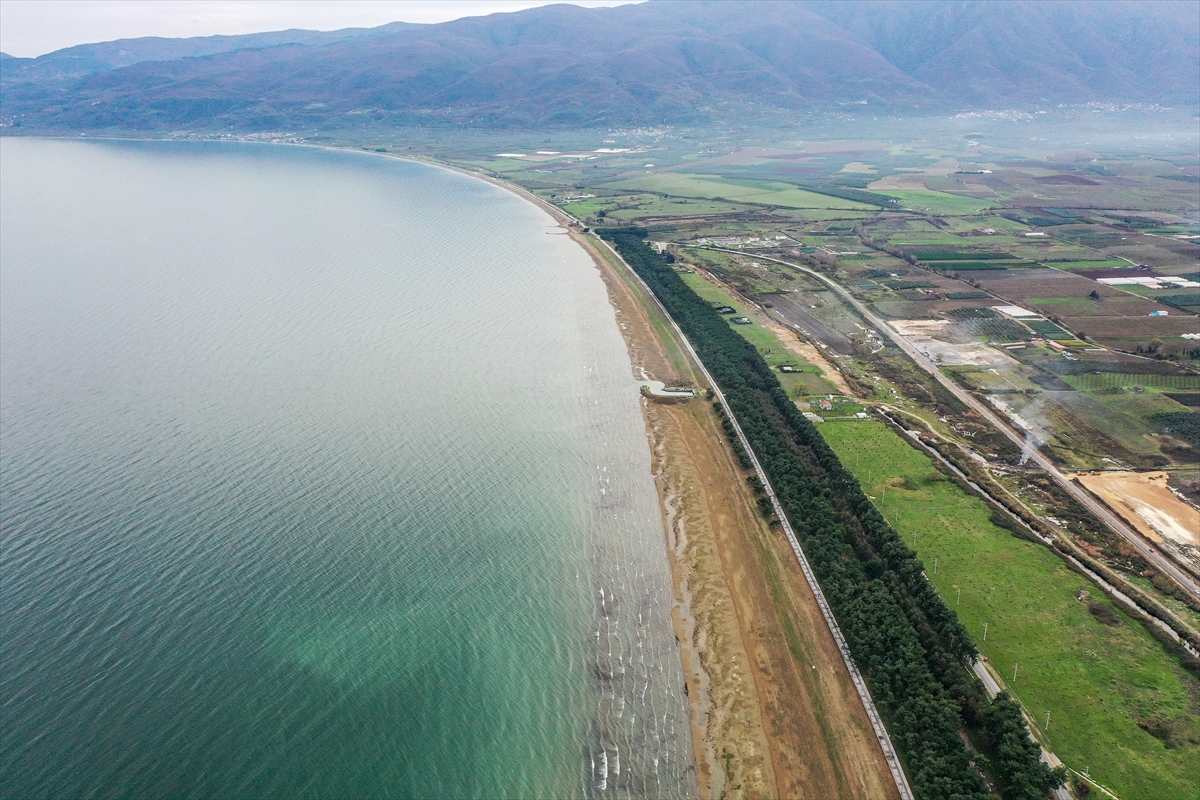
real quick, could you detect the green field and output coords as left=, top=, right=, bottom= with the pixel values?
left=1046, top=260, right=1133, bottom=270
left=1062, top=373, right=1200, bottom=391
left=601, top=173, right=875, bottom=209
left=821, top=420, right=1200, bottom=800
left=561, top=193, right=752, bottom=220
left=875, top=190, right=999, bottom=215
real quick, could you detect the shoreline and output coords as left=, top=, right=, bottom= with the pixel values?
left=11, top=136, right=898, bottom=797
left=374, top=148, right=903, bottom=799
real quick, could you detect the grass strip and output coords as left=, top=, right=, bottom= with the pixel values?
left=822, top=420, right=1200, bottom=800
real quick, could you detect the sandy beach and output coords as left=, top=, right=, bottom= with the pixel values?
left=565, top=225, right=900, bottom=799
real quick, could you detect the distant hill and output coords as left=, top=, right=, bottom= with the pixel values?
left=2, top=0, right=1196, bottom=132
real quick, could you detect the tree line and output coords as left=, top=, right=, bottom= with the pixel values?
left=600, top=230, right=1065, bottom=800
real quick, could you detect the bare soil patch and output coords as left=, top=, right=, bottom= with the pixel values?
left=889, top=319, right=952, bottom=336
left=888, top=321, right=1018, bottom=366
left=1078, top=471, right=1199, bottom=549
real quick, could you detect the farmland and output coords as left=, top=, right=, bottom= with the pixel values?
left=822, top=419, right=1200, bottom=800
left=874, top=190, right=999, bottom=215
left=674, top=271, right=840, bottom=397
left=446, top=114, right=1200, bottom=798
left=601, top=173, right=876, bottom=210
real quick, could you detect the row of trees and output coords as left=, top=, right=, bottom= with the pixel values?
left=601, top=231, right=1065, bottom=800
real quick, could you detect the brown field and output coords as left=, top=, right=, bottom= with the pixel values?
left=1061, top=315, right=1199, bottom=338
left=576, top=230, right=899, bottom=800
left=974, top=268, right=1180, bottom=315
left=1077, top=471, right=1200, bottom=549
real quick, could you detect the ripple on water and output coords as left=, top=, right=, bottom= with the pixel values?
left=0, top=138, right=693, bottom=799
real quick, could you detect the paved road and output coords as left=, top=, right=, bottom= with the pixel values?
left=972, top=660, right=1003, bottom=696
left=690, top=246, right=1200, bottom=599
left=973, top=660, right=1074, bottom=800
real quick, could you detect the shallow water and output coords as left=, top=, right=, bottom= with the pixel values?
left=0, top=139, right=693, bottom=799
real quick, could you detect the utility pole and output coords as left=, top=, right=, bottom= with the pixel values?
left=983, top=622, right=988, bottom=641
left=1013, top=662, right=1018, bottom=682
left=956, top=587, right=961, bottom=606
left=934, top=558, right=938, bottom=574
left=1044, top=710, right=1051, bottom=731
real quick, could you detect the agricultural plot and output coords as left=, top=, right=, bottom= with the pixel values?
left=912, top=252, right=1014, bottom=261
left=675, top=272, right=839, bottom=397
left=1147, top=293, right=1200, bottom=313
left=934, top=260, right=1038, bottom=271
left=948, top=318, right=1032, bottom=342
left=601, top=173, right=875, bottom=209
left=886, top=233, right=986, bottom=247
left=1009, top=384, right=1192, bottom=468
left=1023, top=320, right=1073, bottom=340
left=968, top=270, right=1184, bottom=328
left=871, top=190, right=998, bottom=215
left=1056, top=260, right=1138, bottom=270
left=822, top=420, right=1200, bottom=800
left=1060, top=316, right=1200, bottom=354
left=1063, top=374, right=1200, bottom=392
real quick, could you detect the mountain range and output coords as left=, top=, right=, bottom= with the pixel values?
left=2, top=0, right=1197, bottom=131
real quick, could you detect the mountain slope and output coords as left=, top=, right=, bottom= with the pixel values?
left=2, top=1, right=1196, bottom=132
left=804, top=0, right=1199, bottom=106
left=0, top=23, right=413, bottom=85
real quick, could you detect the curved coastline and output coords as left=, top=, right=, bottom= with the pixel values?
left=0, top=138, right=695, bottom=799
left=301, top=142, right=703, bottom=797
left=295, top=142, right=704, bottom=797
left=3, top=135, right=910, bottom=799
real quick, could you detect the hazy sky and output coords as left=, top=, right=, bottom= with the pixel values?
left=0, top=0, right=641, bottom=57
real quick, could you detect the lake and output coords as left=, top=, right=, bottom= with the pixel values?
left=0, top=138, right=693, bottom=799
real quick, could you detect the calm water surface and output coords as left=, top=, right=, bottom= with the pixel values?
left=0, top=139, right=693, bottom=799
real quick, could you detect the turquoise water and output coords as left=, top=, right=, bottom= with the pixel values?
left=0, top=139, right=694, bottom=799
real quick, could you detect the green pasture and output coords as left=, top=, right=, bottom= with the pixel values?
left=805, top=396, right=865, bottom=416
left=883, top=233, right=970, bottom=246
left=875, top=190, right=998, bottom=215
left=793, top=209, right=876, bottom=221
left=565, top=193, right=754, bottom=220
left=556, top=194, right=644, bottom=217
left=601, top=173, right=875, bottom=209
left=820, top=419, right=1200, bottom=800
left=1010, top=244, right=1096, bottom=261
